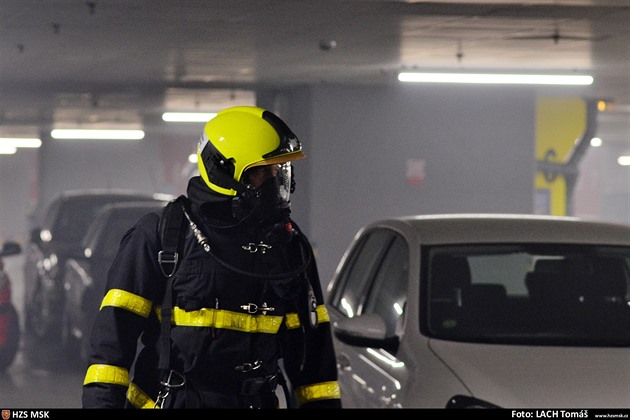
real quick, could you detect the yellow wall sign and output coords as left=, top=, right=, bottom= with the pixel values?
left=535, top=97, right=587, bottom=216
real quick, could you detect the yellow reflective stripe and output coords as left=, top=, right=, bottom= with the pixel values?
left=316, top=305, right=330, bottom=323
left=100, top=288, right=153, bottom=318
left=294, top=381, right=341, bottom=406
left=208, top=308, right=283, bottom=333
left=127, top=382, right=157, bottom=409
left=156, top=304, right=330, bottom=332
left=285, top=312, right=300, bottom=329
left=83, top=364, right=129, bottom=387
left=285, top=305, right=330, bottom=330
left=157, top=307, right=283, bottom=334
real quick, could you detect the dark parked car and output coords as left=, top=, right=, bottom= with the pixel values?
left=62, top=200, right=169, bottom=362
left=328, top=214, right=630, bottom=408
left=23, top=189, right=173, bottom=362
left=0, top=241, right=22, bottom=371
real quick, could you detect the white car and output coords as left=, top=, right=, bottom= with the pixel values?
left=326, top=214, right=630, bottom=409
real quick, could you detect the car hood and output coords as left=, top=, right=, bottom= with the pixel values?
left=429, top=339, right=630, bottom=408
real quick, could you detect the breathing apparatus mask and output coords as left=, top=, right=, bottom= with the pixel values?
left=232, top=162, right=295, bottom=225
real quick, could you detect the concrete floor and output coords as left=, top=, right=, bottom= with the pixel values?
left=0, top=348, right=84, bottom=408
left=0, top=255, right=84, bottom=408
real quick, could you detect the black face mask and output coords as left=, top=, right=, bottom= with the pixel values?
left=232, top=163, right=293, bottom=224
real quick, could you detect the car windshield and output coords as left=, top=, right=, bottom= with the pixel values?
left=425, top=244, right=630, bottom=346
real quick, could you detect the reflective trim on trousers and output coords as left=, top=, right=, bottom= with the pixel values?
left=294, top=381, right=341, bottom=407
left=127, top=381, right=157, bottom=409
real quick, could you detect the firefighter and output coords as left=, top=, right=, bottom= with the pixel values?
left=82, top=106, right=342, bottom=409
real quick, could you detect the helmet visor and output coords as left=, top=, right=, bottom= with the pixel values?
left=275, top=162, right=292, bottom=205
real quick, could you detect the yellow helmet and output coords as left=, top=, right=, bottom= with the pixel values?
left=197, top=106, right=305, bottom=196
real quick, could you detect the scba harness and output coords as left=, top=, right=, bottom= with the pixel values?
left=154, top=195, right=318, bottom=408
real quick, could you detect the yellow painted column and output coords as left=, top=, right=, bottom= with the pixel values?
left=535, top=97, right=587, bottom=216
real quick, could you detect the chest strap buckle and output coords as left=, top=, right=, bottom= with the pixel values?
left=242, top=242, right=272, bottom=254
left=158, top=251, right=179, bottom=278
left=240, top=302, right=275, bottom=314
left=235, top=360, right=262, bottom=372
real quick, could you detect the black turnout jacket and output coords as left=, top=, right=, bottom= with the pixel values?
left=82, top=177, right=341, bottom=409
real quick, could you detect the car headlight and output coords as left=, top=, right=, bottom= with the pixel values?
left=42, top=253, right=60, bottom=279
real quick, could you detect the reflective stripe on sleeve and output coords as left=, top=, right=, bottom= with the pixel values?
left=294, top=381, right=341, bottom=406
left=83, top=364, right=129, bottom=387
left=100, top=288, right=153, bottom=318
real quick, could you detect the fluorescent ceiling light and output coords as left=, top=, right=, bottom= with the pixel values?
left=51, top=129, right=145, bottom=140
left=618, top=156, right=630, bottom=166
left=162, top=112, right=217, bottom=122
left=0, top=145, right=17, bottom=154
left=0, top=137, right=42, bottom=148
left=398, top=72, right=594, bottom=85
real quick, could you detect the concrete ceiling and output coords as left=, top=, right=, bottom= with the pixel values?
left=1, top=0, right=629, bottom=142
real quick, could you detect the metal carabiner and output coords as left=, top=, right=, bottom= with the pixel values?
left=154, top=370, right=186, bottom=409
left=160, top=369, right=186, bottom=388
left=241, top=242, right=272, bottom=254
left=154, top=388, right=169, bottom=409
left=240, top=302, right=275, bottom=314
left=234, top=360, right=263, bottom=372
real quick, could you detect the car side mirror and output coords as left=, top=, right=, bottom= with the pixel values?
left=332, top=313, right=399, bottom=351
left=0, top=241, right=22, bottom=257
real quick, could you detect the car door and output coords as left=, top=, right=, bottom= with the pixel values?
left=328, top=228, right=409, bottom=408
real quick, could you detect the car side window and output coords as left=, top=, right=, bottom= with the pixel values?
left=329, top=229, right=395, bottom=318
left=363, top=235, right=409, bottom=337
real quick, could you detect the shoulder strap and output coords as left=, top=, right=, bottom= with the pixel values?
left=157, top=195, right=189, bottom=278
left=157, top=195, right=189, bottom=378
